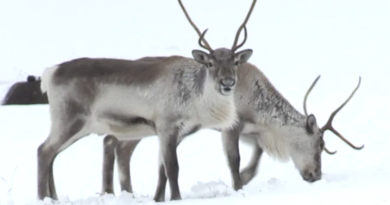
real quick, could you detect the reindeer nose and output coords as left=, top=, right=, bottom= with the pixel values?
left=302, top=169, right=322, bottom=183
left=220, top=78, right=236, bottom=87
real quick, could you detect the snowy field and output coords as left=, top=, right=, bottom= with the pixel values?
left=1, top=0, right=390, bottom=204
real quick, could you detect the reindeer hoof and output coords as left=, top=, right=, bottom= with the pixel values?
left=233, top=183, right=243, bottom=191
left=170, top=194, right=182, bottom=201
left=153, top=196, right=165, bottom=203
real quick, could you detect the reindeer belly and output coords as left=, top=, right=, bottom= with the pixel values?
left=91, top=112, right=157, bottom=140
left=109, top=123, right=156, bottom=140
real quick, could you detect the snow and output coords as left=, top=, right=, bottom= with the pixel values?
left=0, top=0, right=389, bottom=204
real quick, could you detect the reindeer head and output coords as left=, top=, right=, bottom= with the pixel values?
left=178, top=0, right=256, bottom=95
left=290, top=75, right=364, bottom=183
left=289, top=113, right=324, bottom=182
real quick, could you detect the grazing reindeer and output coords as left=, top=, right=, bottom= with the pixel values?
left=221, top=74, right=364, bottom=190
left=37, top=0, right=257, bottom=202
left=2, top=75, right=48, bottom=105
left=100, top=72, right=364, bottom=196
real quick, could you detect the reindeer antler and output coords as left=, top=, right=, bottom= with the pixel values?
left=303, top=75, right=364, bottom=155
left=178, top=0, right=256, bottom=53
left=177, top=0, right=213, bottom=52
left=303, top=75, right=320, bottom=116
left=231, top=0, right=257, bottom=52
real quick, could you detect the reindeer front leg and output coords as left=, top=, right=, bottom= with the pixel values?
left=154, top=125, right=182, bottom=202
left=221, top=123, right=244, bottom=191
left=153, top=153, right=168, bottom=202
left=153, top=137, right=184, bottom=202
left=239, top=139, right=263, bottom=185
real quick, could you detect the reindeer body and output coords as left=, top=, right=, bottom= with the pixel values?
left=230, top=63, right=307, bottom=161
left=41, top=56, right=237, bottom=141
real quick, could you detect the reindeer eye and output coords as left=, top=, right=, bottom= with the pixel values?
left=234, top=61, right=239, bottom=66
left=208, top=62, right=213, bottom=67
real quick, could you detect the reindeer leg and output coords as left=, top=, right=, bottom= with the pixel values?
left=154, top=135, right=186, bottom=202
left=37, top=117, right=89, bottom=200
left=153, top=153, right=168, bottom=202
left=221, top=122, right=244, bottom=191
left=37, top=141, right=54, bottom=200
left=44, top=136, right=88, bottom=200
left=239, top=138, right=263, bottom=185
left=153, top=125, right=199, bottom=201
left=101, top=135, right=119, bottom=195
left=102, top=136, right=142, bottom=195
left=38, top=99, right=91, bottom=200
left=48, top=158, right=58, bottom=199
left=115, top=139, right=141, bottom=194
left=154, top=125, right=181, bottom=201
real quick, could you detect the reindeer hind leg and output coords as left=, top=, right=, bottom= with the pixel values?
left=38, top=101, right=90, bottom=200
left=115, top=139, right=141, bottom=194
left=101, top=135, right=119, bottom=195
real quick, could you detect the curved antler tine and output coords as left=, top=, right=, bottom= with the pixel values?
left=231, top=0, right=257, bottom=51
left=324, top=147, right=337, bottom=155
left=321, top=76, right=364, bottom=151
left=232, top=26, right=248, bottom=52
left=327, top=128, right=365, bottom=150
left=303, top=75, right=321, bottom=116
left=198, top=29, right=212, bottom=52
left=178, top=0, right=213, bottom=51
left=323, top=76, right=361, bottom=126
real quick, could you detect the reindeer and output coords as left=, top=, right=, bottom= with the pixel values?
left=97, top=0, right=365, bottom=201
left=2, top=75, right=48, bottom=105
left=99, top=67, right=364, bottom=197
left=220, top=73, right=364, bottom=190
left=36, top=0, right=258, bottom=202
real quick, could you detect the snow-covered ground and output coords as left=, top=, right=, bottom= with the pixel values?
left=0, top=0, right=389, bottom=204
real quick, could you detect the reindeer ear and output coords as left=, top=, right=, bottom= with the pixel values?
left=306, top=114, right=317, bottom=134
left=234, top=49, right=253, bottom=65
left=192, top=50, right=210, bottom=65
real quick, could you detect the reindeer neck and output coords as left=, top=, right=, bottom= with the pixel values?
left=244, top=68, right=307, bottom=129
